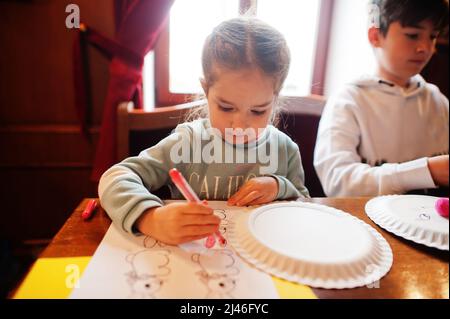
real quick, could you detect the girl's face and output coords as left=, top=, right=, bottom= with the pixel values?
left=202, top=67, right=276, bottom=144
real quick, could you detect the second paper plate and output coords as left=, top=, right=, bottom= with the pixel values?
left=365, top=195, right=449, bottom=250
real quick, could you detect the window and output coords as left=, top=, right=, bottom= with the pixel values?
left=169, top=0, right=239, bottom=94
left=257, top=0, right=321, bottom=96
left=324, top=0, right=376, bottom=96
left=145, top=0, right=449, bottom=107
left=148, top=0, right=329, bottom=106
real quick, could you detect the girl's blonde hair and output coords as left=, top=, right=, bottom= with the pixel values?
left=186, top=17, right=290, bottom=127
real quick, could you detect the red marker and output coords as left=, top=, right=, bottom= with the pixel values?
left=82, top=199, right=98, bottom=220
left=169, top=168, right=226, bottom=248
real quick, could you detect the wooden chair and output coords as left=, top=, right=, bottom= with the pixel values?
left=116, top=95, right=326, bottom=197
left=277, top=95, right=326, bottom=197
left=116, top=100, right=206, bottom=199
left=117, top=99, right=206, bottom=161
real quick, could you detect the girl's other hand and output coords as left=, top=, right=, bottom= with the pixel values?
left=428, top=155, right=449, bottom=187
left=227, top=176, right=278, bottom=207
left=135, top=202, right=220, bottom=245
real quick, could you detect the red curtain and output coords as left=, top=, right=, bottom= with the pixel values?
left=73, top=0, right=174, bottom=181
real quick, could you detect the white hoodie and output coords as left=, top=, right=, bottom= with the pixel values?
left=314, top=74, right=449, bottom=197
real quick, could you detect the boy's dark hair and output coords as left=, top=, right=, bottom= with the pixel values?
left=370, top=0, right=449, bottom=35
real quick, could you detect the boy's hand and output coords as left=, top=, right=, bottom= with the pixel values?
left=135, top=202, right=220, bottom=245
left=427, top=155, right=449, bottom=186
left=227, top=176, right=278, bottom=207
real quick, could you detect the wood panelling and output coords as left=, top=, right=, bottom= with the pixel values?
left=422, top=42, right=449, bottom=98
left=0, top=168, right=97, bottom=240
left=0, top=0, right=114, bottom=125
left=0, top=0, right=115, bottom=240
left=0, top=126, right=99, bottom=166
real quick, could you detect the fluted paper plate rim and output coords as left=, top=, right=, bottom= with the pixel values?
left=365, top=195, right=449, bottom=251
left=228, top=201, right=393, bottom=289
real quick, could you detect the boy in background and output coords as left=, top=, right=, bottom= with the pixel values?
left=314, top=0, right=449, bottom=196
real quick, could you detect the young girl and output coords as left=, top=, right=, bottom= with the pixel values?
left=99, top=17, right=310, bottom=245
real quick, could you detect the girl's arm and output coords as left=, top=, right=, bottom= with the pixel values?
left=272, top=142, right=310, bottom=199
left=98, top=129, right=188, bottom=235
left=227, top=136, right=310, bottom=206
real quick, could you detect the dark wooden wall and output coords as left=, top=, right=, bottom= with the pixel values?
left=422, top=41, right=449, bottom=98
left=0, top=0, right=114, bottom=241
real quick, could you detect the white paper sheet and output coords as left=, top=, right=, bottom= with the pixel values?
left=70, top=201, right=278, bottom=299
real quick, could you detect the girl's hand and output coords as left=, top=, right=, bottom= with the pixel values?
left=428, top=155, right=449, bottom=187
left=135, top=202, right=220, bottom=245
left=227, top=176, right=278, bottom=207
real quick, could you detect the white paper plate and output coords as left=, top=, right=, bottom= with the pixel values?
left=365, top=195, right=449, bottom=251
left=228, top=202, right=393, bottom=289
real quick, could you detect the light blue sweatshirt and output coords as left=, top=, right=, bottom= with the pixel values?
left=99, top=119, right=309, bottom=235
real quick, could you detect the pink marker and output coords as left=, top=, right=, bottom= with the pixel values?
left=169, top=168, right=226, bottom=248
left=435, top=198, right=449, bottom=218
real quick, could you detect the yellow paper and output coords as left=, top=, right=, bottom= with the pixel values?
left=272, top=277, right=317, bottom=299
left=13, top=256, right=316, bottom=299
left=13, top=257, right=91, bottom=299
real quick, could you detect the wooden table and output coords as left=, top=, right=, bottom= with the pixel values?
left=40, top=197, right=449, bottom=299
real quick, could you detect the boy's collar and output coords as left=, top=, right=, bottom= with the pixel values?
left=377, top=79, right=395, bottom=87
left=375, top=74, right=425, bottom=95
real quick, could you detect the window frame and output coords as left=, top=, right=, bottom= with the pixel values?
left=154, top=0, right=334, bottom=106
